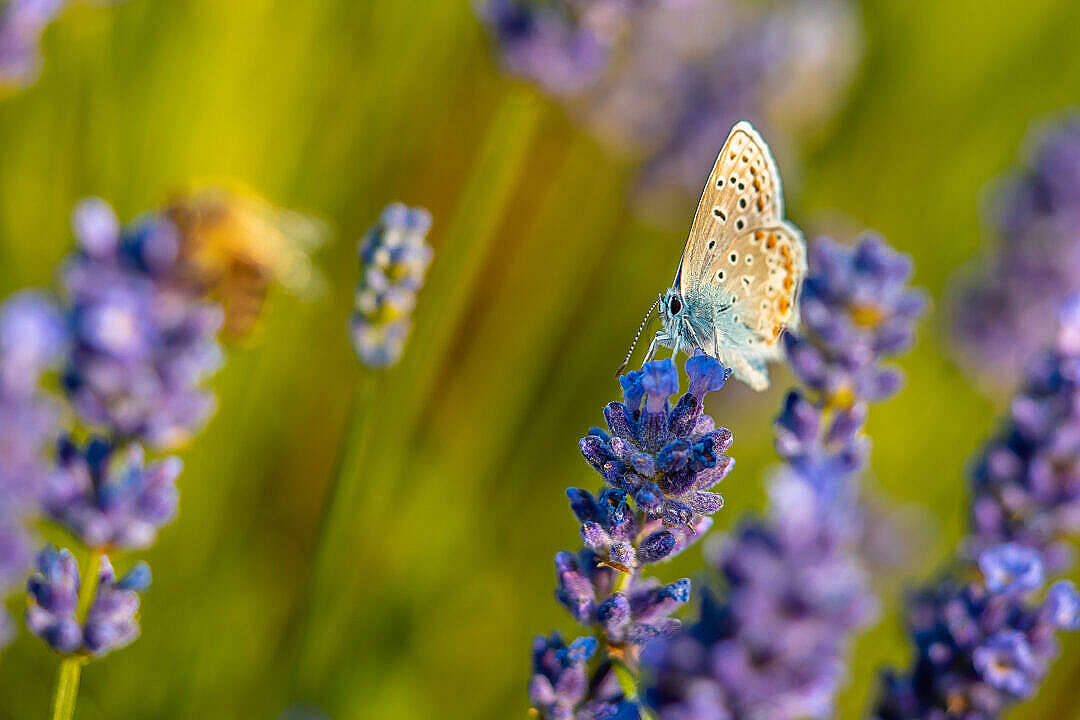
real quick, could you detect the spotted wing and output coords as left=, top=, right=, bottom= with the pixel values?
left=710, top=224, right=806, bottom=349
left=677, top=121, right=785, bottom=295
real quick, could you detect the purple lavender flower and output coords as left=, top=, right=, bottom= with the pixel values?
left=968, top=296, right=1080, bottom=568
left=0, top=289, right=66, bottom=392
left=640, top=234, right=925, bottom=720
left=978, top=543, right=1044, bottom=594
left=43, top=436, right=181, bottom=550
left=556, top=547, right=690, bottom=647
left=784, top=235, right=928, bottom=405
left=577, top=354, right=733, bottom=570
left=24, top=545, right=81, bottom=653
left=529, top=632, right=639, bottom=720
left=82, top=555, right=150, bottom=656
left=873, top=300, right=1080, bottom=720
left=61, top=198, right=225, bottom=448
left=950, top=114, right=1080, bottom=385
left=478, top=0, right=862, bottom=217
left=872, top=547, right=1080, bottom=720
left=0, top=0, right=65, bottom=88
left=351, top=203, right=433, bottom=368
left=0, top=290, right=65, bottom=646
left=25, top=545, right=150, bottom=657
left=476, top=0, right=625, bottom=96
left=641, top=460, right=877, bottom=720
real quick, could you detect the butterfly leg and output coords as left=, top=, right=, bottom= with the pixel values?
left=643, top=331, right=665, bottom=365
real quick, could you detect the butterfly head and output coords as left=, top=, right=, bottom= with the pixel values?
left=660, top=287, right=686, bottom=329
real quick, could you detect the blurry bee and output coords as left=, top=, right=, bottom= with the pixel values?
left=163, top=186, right=326, bottom=337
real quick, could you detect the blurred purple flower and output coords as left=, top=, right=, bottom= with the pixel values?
left=43, top=436, right=181, bottom=550
left=61, top=198, right=224, bottom=448
left=476, top=0, right=627, bottom=96
left=26, top=545, right=150, bottom=657
left=874, top=301, right=1080, bottom=720
left=0, top=0, right=64, bottom=88
left=950, top=114, right=1080, bottom=386
left=24, top=545, right=81, bottom=653
left=82, top=555, right=150, bottom=656
left=478, top=0, right=862, bottom=219
left=872, top=549, right=1080, bottom=719
left=0, top=290, right=66, bottom=647
left=351, top=203, right=433, bottom=368
left=969, top=296, right=1080, bottom=569
left=785, top=235, right=928, bottom=406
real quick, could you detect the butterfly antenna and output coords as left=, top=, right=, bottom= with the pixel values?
left=615, top=297, right=661, bottom=377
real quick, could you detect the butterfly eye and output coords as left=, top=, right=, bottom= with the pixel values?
left=669, top=295, right=682, bottom=315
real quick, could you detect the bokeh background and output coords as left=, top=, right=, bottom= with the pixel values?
left=2, top=0, right=1080, bottom=718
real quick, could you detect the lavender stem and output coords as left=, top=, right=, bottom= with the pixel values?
left=50, top=550, right=101, bottom=720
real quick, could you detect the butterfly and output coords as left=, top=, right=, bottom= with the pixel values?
left=619, top=121, right=807, bottom=390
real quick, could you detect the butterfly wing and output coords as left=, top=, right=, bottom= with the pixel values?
left=677, top=121, right=785, bottom=294
left=709, top=224, right=806, bottom=347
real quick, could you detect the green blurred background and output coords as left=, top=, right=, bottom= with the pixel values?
left=2, top=0, right=1080, bottom=718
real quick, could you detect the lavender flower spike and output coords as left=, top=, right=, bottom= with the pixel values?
left=873, top=299, right=1080, bottom=720
left=641, top=233, right=925, bottom=720
left=43, top=436, right=181, bottom=550
left=26, top=545, right=151, bottom=657
left=476, top=0, right=628, bottom=97
left=969, top=294, right=1080, bottom=569
left=951, top=114, right=1080, bottom=384
left=785, top=234, right=927, bottom=405
left=577, top=353, right=733, bottom=571
left=529, top=632, right=638, bottom=720
left=62, top=197, right=225, bottom=448
left=872, top=546, right=1080, bottom=720
left=0, top=0, right=65, bottom=88
left=0, top=290, right=65, bottom=647
left=351, top=203, right=434, bottom=368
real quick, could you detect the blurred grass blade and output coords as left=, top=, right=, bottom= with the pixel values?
left=290, top=84, right=545, bottom=695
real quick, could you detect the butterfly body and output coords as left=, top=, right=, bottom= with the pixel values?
left=641, top=122, right=807, bottom=390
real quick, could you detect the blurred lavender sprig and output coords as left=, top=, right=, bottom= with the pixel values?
left=873, top=299, right=1080, bottom=719
left=62, top=198, right=224, bottom=449
left=43, top=436, right=181, bottom=551
left=950, top=114, right=1080, bottom=387
left=26, top=545, right=150, bottom=657
left=0, top=0, right=127, bottom=90
left=478, top=0, right=862, bottom=218
left=969, top=295, right=1080, bottom=570
left=0, top=291, right=65, bottom=648
left=528, top=353, right=734, bottom=719
left=641, top=234, right=927, bottom=720
left=477, top=0, right=629, bottom=97
left=0, top=0, right=64, bottom=88
left=351, top=203, right=433, bottom=368
left=0, top=190, right=310, bottom=690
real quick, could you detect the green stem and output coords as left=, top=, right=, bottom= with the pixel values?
left=284, top=374, right=370, bottom=685
left=75, top=551, right=102, bottom=620
left=50, top=550, right=101, bottom=720
left=51, top=658, right=85, bottom=720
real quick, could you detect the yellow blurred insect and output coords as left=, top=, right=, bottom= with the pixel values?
left=163, top=185, right=326, bottom=337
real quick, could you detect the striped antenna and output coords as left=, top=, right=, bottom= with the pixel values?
left=615, top=297, right=661, bottom=377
